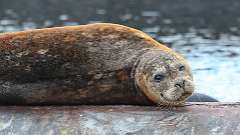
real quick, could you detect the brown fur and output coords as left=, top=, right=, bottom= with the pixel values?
left=0, top=23, right=194, bottom=105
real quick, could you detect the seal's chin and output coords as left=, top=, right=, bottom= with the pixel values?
left=158, top=96, right=185, bottom=106
left=159, top=90, right=191, bottom=104
left=161, top=88, right=192, bottom=102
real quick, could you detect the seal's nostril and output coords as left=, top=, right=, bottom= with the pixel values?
left=175, top=80, right=185, bottom=88
left=175, top=83, right=182, bottom=88
left=183, top=80, right=186, bottom=85
left=175, top=81, right=185, bottom=88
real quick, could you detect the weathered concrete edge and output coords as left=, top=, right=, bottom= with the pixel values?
left=186, top=102, right=240, bottom=106
left=0, top=102, right=240, bottom=110
left=1, top=102, right=240, bottom=135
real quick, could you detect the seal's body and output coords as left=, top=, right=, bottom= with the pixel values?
left=0, top=23, right=194, bottom=105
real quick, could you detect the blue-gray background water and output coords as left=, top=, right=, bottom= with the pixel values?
left=0, top=0, right=239, bottom=102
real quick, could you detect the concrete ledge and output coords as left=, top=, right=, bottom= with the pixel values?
left=0, top=102, right=240, bottom=135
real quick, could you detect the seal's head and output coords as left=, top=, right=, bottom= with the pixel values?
left=135, top=49, right=194, bottom=106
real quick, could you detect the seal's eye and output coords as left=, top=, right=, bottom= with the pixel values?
left=179, top=65, right=185, bottom=71
left=154, top=74, right=165, bottom=82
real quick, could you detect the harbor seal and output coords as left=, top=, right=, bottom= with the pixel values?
left=0, top=23, right=194, bottom=106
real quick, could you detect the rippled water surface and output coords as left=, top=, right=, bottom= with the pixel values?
left=0, top=0, right=240, bottom=101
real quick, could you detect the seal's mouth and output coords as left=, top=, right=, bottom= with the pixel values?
left=159, top=90, right=192, bottom=105
left=158, top=95, right=185, bottom=106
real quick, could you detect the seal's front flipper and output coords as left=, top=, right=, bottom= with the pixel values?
left=187, top=93, right=218, bottom=102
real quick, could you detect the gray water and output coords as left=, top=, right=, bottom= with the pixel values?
left=0, top=0, right=240, bottom=101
